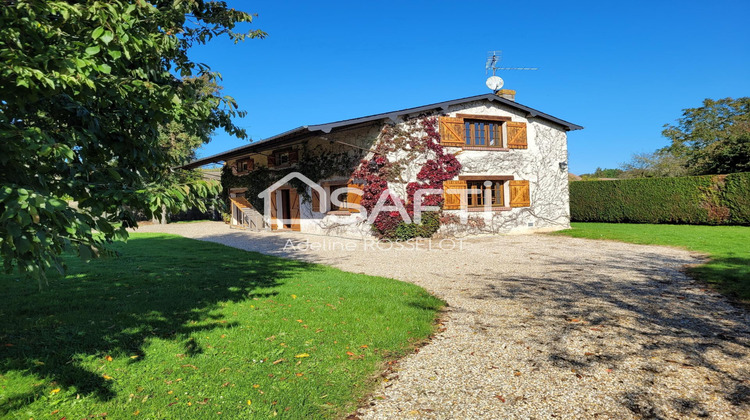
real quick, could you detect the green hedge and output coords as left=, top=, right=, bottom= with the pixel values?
left=570, top=172, right=750, bottom=225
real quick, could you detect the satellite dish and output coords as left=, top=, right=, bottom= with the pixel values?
left=486, top=75, right=504, bottom=91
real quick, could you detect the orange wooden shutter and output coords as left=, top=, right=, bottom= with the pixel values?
left=439, top=116, right=465, bottom=147
left=289, top=150, right=299, bottom=164
left=289, top=189, right=301, bottom=231
left=346, top=184, right=363, bottom=213
left=442, top=180, right=467, bottom=210
left=507, top=122, right=528, bottom=149
left=509, top=180, right=530, bottom=207
left=311, top=189, right=320, bottom=212
left=267, top=153, right=276, bottom=168
left=270, top=190, right=278, bottom=230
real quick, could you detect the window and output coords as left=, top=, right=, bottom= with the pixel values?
left=439, top=114, right=527, bottom=149
left=234, top=158, right=253, bottom=174
left=328, top=184, right=348, bottom=211
left=443, top=177, right=529, bottom=210
left=277, top=151, right=290, bottom=166
left=236, top=158, right=252, bottom=173
left=267, top=149, right=299, bottom=168
left=464, top=120, right=502, bottom=147
left=466, top=180, right=504, bottom=207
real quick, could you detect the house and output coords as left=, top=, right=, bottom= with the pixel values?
left=183, top=91, right=582, bottom=236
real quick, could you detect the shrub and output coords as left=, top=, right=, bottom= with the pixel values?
left=724, top=172, right=750, bottom=225
left=570, top=173, right=750, bottom=225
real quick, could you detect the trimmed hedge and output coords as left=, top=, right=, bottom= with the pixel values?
left=570, top=172, right=750, bottom=225
left=724, top=173, right=750, bottom=225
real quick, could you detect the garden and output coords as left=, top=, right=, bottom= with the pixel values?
left=0, top=234, right=443, bottom=418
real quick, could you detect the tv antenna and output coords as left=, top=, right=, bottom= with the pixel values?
left=484, top=51, right=538, bottom=92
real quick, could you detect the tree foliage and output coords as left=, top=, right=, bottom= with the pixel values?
left=663, top=97, right=750, bottom=175
left=618, top=97, right=749, bottom=178
left=159, top=76, right=224, bottom=166
left=0, top=0, right=265, bottom=281
left=580, top=167, right=624, bottom=180
left=619, top=150, right=689, bottom=178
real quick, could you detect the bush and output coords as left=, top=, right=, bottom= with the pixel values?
left=570, top=173, right=750, bottom=225
left=724, top=173, right=750, bottom=225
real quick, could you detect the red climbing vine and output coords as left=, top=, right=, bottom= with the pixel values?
left=351, top=116, right=461, bottom=239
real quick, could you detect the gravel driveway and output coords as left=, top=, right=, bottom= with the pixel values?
left=138, top=222, right=750, bottom=419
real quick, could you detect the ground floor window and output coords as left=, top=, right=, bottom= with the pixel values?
left=443, top=177, right=529, bottom=210
left=466, top=180, right=504, bottom=207
left=328, top=184, right=348, bottom=210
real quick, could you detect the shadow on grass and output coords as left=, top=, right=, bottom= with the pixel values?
left=688, top=256, right=750, bottom=304
left=0, top=234, right=315, bottom=413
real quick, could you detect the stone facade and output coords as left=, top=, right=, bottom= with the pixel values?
left=224, top=96, right=573, bottom=237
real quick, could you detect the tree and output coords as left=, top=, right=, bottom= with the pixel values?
left=580, top=167, right=624, bottom=180
left=663, top=97, right=750, bottom=175
left=0, top=1, right=265, bottom=281
left=159, top=76, right=225, bottom=166
left=619, top=150, right=689, bottom=178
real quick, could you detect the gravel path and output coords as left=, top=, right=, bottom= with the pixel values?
left=138, top=222, right=750, bottom=419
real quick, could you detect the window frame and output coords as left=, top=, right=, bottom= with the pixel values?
left=328, top=183, right=349, bottom=211
left=466, top=180, right=505, bottom=208
left=234, top=158, right=253, bottom=174
left=455, top=114, right=511, bottom=149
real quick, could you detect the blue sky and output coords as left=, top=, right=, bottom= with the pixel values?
left=188, top=0, right=750, bottom=175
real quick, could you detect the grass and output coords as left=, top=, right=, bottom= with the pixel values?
left=0, top=233, right=444, bottom=418
left=551, top=223, right=750, bottom=304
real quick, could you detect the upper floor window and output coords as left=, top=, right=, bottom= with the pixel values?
left=237, top=158, right=252, bottom=172
left=233, top=158, right=253, bottom=175
left=439, top=114, right=527, bottom=149
left=464, top=120, right=502, bottom=147
left=267, top=148, right=299, bottom=168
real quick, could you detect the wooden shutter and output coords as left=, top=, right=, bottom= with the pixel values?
left=237, top=158, right=254, bottom=172
left=289, top=189, right=301, bottom=231
left=267, top=153, right=276, bottom=168
left=439, top=116, right=465, bottom=147
left=507, top=122, right=528, bottom=149
left=509, top=180, right=530, bottom=207
left=311, top=189, right=320, bottom=212
left=442, top=180, right=467, bottom=210
left=346, top=183, right=363, bottom=213
left=289, top=149, right=299, bottom=164
left=270, top=190, right=278, bottom=230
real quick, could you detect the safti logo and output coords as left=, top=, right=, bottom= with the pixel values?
left=257, top=172, right=503, bottom=227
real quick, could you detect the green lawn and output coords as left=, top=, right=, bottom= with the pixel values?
left=0, top=233, right=444, bottom=418
left=551, top=223, right=750, bottom=303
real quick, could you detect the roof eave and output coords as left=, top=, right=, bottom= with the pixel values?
left=180, top=93, right=582, bottom=169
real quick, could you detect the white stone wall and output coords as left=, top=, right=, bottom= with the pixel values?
left=397, top=100, right=570, bottom=235
left=227, top=99, right=571, bottom=237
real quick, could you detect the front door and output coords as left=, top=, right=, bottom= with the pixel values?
left=271, top=188, right=301, bottom=231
